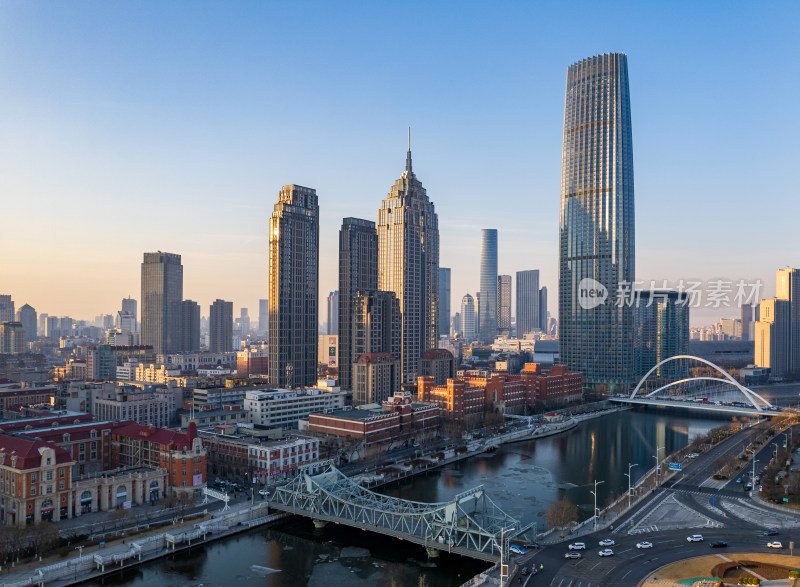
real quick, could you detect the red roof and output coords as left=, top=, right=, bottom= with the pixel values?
left=356, top=352, right=396, bottom=365
left=0, top=434, right=74, bottom=470
left=113, top=422, right=195, bottom=451
left=0, top=414, right=94, bottom=434
left=420, top=349, right=454, bottom=360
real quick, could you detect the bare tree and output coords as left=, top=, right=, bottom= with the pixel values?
left=545, top=496, right=578, bottom=536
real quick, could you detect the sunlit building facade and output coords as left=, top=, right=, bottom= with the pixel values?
left=559, top=53, right=635, bottom=390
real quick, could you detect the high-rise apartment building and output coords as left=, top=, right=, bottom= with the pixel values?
left=497, top=275, right=512, bottom=334
left=0, top=322, right=25, bottom=354
left=238, top=308, right=250, bottom=336
left=0, top=296, right=14, bottom=323
left=118, top=297, right=138, bottom=332
left=559, top=53, right=635, bottom=390
left=377, top=144, right=439, bottom=384
left=338, top=218, right=379, bottom=390
left=181, top=300, right=200, bottom=352
left=634, top=291, right=690, bottom=379
left=479, top=229, right=498, bottom=343
left=516, top=270, right=540, bottom=337
left=460, top=294, right=476, bottom=342
left=209, top=299, right=233, bottom=353
left=741, top=304, right=753, bottom=342
left=538, top=287, right=548, bottom=335
left=439, top=268, right=451, bottom=337
left=141, top=252, right=184, bottom=354
left=777, top=268, right=800, bottom=373
left=351, top=291, right=401, bottom=363
left=16, top=304, right=37, bottom=344
left=755, top=298, right=791, bottom=377
left=258, top=299, right=268, bottom=335
left=326, top=291, right=339, bottom=335
left=268, top=185, right=319, bottom=388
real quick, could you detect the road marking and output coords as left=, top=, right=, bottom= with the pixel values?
left=591, top=561, right=602, bottom=570
left=618, top=547, right=632, bottom=554
left=621, top=570, right=632, bottom=580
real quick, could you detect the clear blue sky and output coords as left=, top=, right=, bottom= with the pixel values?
left=1, top=1, right=798, bottom=326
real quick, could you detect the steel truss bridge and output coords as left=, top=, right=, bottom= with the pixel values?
left=268, top=460, right=534, bottom=562
left=609, top=355, right=778, bottom=417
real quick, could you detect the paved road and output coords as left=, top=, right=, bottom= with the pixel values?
left=504, top=423, right=800, bottom=586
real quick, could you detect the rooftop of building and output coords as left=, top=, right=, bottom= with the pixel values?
left=0, top=434, right=74, bottom=469
left=420, top=348, right=454, bottom=360
left=0, top=413, right=94, bottom=433
left=113, top=421, right=198, bottom=450
left=198, top=429, right=316, bottom=448
left=312, top=408, right=392, bottom=420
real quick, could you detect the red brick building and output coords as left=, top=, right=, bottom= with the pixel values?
left=308, top=408, right=400, bottom=446
left=417, top=377, right=484, bottom=422
left=517, top=363, right=583, bottom=407
left=0, top=435, right=75, bottom=526
left=111, top=422, right=207, bottom=498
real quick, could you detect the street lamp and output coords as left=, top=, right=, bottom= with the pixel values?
left=773, top=442, right=779, bottom=461
left=590, top=480, right=605, bottom=530
left=653, top=446, right=665, bottom=487
left=752, top=459, right=758, bottom=489
left=499, top=526, right=516, bottom=587
left=625, top=463, right=639, bottom=509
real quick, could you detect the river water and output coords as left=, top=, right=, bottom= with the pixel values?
left=87, top=408, right=727, bottom=587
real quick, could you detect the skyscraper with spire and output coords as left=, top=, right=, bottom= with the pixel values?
left=377, top=135, right=439, bottom=384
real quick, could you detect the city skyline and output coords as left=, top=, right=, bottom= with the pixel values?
left=1, top=2, right=798, bottom=327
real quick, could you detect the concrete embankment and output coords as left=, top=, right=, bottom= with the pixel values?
left=0, top=504, right=287, bottom=587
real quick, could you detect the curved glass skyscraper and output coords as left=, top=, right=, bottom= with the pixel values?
left=479, top=229, right=498, bottom=343
left=558, top=53, right=635, bottom=390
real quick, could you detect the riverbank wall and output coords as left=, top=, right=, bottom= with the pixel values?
left=0, top=504, right=287, bottom=587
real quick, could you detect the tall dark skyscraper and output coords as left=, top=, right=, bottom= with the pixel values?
left=559, top=53, right=635, bottom=390
left=141, top=251, right=183, bottom=354
left=269, top=185, right=319, bottom=388
left=338, top=217, right=379, bottom=390
left=439, top=268, right=451, bottom=337
left=634, top=291, right=689, bottom=379
left=497, top=275, right=511, bottom=333
left=209, top=299, right=233, bottom=352
left=351, top=290, right=402, bottom=405
left=258, top=299, right=268, bottom=335
left=181, top=300, right=200, bottom=352
left=377, top=142, right=439, bottom=384
left=479, top=229, right=498, bottom=343
left=538, top=287, right=548, bottom=335
left=16, top=304, right=37, bottom=344
left=516, top=270, right=540, bottom=337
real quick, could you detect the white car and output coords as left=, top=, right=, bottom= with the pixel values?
left=687, top=534, right=704, bottom=542
left=687, top=453, right=700, bottom=459
left=598, top=539, right=615, bottom=547
left=258, top=489, right=270, bottom=496
left=767, top=541, right=783, bottom=549
left=568, top=542, right=586, bottom=550
left=509, top=545, right=526, bottom=555
left=636, top=541, right=653, bottom=549
left=564, top=551, right=582, bottom=559
left=598, top=549, right=614, bottom=557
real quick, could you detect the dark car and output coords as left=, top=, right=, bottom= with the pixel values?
left=710, top=541, right=728, bottom=548
left=764, top=529, right=779, bottom=536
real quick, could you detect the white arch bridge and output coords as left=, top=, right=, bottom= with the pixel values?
left=609, top=355, right=780, bottom=417
left=268, top=460, right=534, bottom=562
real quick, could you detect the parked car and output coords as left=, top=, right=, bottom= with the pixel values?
left=258, top=489, right=270, bottom=496
left=564, top=552, right=582, bottom=559
left=687, top=534, right=704, bottom=542
left=598, top=539, right=615, bottom=547
left=763, top=529, right=779, bottom=536
left=568, top=542, right=586, bottom=550
left=767, top=541, right=783, bottom=549
left=510, top=545, right=526, bottom=555
left=520, top=567, right=528, bottom=576
left=736, top=478, right=742, bottom=483
left=744, top=484, right=753, bottom=491
left=687, top=453, right=700, bottom=459
left=636, top=541, right=653, bottom=549
left=710, top=541, right=728, bottom=548
left=598, top=549, right=614, bottom=557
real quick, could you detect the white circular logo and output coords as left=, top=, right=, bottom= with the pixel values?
left=578, top=278, right=608, bottom=310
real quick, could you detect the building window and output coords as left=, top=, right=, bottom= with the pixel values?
left=31, top=487, right=36, bottom=496
left=59, top=481, right=64, bottom=490
left=30, top=473, right=36, bottom=483
left=46, top=471, right=53, bottom=481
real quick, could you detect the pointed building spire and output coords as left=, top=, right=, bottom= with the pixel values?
left=405, top=126, right=412, bottom=174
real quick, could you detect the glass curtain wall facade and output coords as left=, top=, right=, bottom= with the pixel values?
left=479, top=229, right=498, bottom=343
left=141, top=252, right=183, bottom=354
left=338, top=218, right=379, bottom=390
left=516, top=270, right=540, bottom=337
left=559, top=53, right=635, bottom=390
left=439, top=268, right=451, bottom=337
left=268, top=185, right=319, bottom=388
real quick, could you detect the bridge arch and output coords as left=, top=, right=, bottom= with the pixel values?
left=630, top=355, right=771, bottom=412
